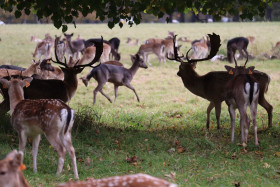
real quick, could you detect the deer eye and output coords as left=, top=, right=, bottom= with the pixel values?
left=0, top=171, right=6, bottom=175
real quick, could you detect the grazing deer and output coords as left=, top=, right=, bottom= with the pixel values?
left=0, top=150, right=30, bottom=187
left=0, top=60, right=40, bottom=78
left=0, top=37, right=103, bottom=114
left=168, top=34, right=272, bottom=130
left=108, top=37, right=121, bottom=60
left=191, top=36, right=209, bottom=59
left=0, top=76, right=79, bottom=179
left=81, top=54, right=147, bottom=105
left=57, top=173, right=177, bottom=187
left=30, top=35, right=42, bottom=43
left=227, top=37, right=249, bottom=63
left=126, top=37, right=139, bottom=46
left=64, top=33, right=85, bottom=61
left=137, top=42, right=166, bottom=65
left=225, top=57, right=259, bottom=145
left=246, top=36, right=255, bottom=44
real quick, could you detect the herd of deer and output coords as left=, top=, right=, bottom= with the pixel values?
left=0, top=31, right=275, bottom=186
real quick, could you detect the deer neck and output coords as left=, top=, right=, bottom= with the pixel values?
left=63, top=72, right=78, bottom=100
left=66, top=39, right=75, bottom=54
left=22, top=65, right=36, bottom=77
left=8, top=85, right=25, bottom=114
left=180, top=65, right=207, bottom=97
left=128, top=62, right=139, bottom=77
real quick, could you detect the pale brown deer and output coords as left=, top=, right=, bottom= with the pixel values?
left=225, top=57, right=259, bottom=145
left=57, top=173, right=177, bottom=187
left=168, top=34, right=272, bottom=130
left=0, top=150, right=30, bottom=187
left=0, top=76, right=79, bottom=179
left=81, top=54, right=147, bottom=105
left=0, top=37, right=103, bottom=114
left=191, top=36, right=209, bottom=59
left=0, top=60, right=41, bottom=78
left=137, top=42, right=166, bottom=65
left=126, top=37, right=139, bottom=46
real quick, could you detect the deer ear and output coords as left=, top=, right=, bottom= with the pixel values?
left=21, top=77, right=33, bottom=88
left=247, top=66, right=255, bottom=74
left=6, top=150, right=23, bottom=171
left=0, top=78, right=10, bottom=89
left=130, top=54, right=136, bottom=61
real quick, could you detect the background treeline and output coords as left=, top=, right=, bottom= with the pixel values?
left=1, top=3, right=280, bottom=24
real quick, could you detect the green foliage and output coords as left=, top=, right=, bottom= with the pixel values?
left=0, top=0, right=278, bottom=31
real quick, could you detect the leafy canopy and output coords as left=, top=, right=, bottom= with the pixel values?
left=0, top=0, right=274, bottom=31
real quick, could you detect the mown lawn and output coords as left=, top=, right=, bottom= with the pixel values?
left=0, top=22, right=280, bottom=186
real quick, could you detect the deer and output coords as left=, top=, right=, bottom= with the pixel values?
left=168, top=33, right=272, bottom=130
left=137, top=42, right=166, bottom=65
left=39, top=59, right=64, bottom=80
left=0, top=150, right=30, bottom=187
left=32, top=40, right=52, bottom=60
left=0, top=37, right=103, bottom=114
left=0, top=60, right=41, bottom=78
left=225, top=57, right=259, bottom=145
left=57, top=173, right=177, bottom=187
left=64, top=33, right=85, bottom=61
left=0, top=65, right=26, bottom=71
left=126, top=37, right=139, bottom=46
left=227, top=37, right=249, bottom=63
left=30, top=35, right=42, bottom=43
left=55, top=35, right=67, bottom=62
left=191, top=36, right=210, bottom=59
left=0, top=76, right=79, bottom=179
left=81, top=54, right=147, bottom=105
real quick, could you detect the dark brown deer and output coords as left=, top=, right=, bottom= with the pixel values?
left=0, top=76, right=79, bottom=179
left=227, top=37, right=249, bottom=63
left=64, top=33, right=85, bottom=61
left=168, top=34, right=272, bottom=130
left=225, top=57, right=259, bottom=145
left=0, top=37, right=103, bottom=114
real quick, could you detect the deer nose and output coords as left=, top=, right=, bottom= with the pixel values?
left=177, top=71, right=181, bottom=77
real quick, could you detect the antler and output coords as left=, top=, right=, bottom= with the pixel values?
left=169, top=33, right=221, bottom=64
left=233, top=51, right=249, bottom=67
left=51, top=37, right=68, bottom=67
left=166, top=35, right=185, bottom=63
left=74, top=36, right=104, bottom=69
left=244, top=53, right=249, bottom=67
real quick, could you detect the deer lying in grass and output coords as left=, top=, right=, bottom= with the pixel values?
left=0, top=37, right=103, bottom=114
left=227, top=37, right=249, bottom=63
left=0, top=76, right=79, bottom=179
left=57, top=173, right=177, bottom=187
left=225, top=57, right=259, bottom=145
left=0, top=60, right=40, bottom=78
left=126, top=37, right=139, bottom=46
left=81, top=54, right=147, bottom=105
left=39, top=59, right=64, bottom=80
left=0, top=150, right=30, bottom=187
left=168, top=34, right=272, bottom=130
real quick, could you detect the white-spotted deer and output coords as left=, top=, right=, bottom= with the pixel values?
left=81, top=54, right=147, bottom=105
left=168, top=34, right=272, bottom=130
left=0, top=150, right=30, bottom=187
left=191, top=36, right=209, bottom=59
left=57, top=173, right=177, bottom=187
left=225, top=57, right=259, bottom=145
left=0, top=76, right=79, bottom=179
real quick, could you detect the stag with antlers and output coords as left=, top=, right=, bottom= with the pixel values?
left=168, top=33, right=272, bottom=130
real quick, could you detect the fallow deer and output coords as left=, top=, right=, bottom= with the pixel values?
left=0, top=65, right=25, bottom=71
left=225, top=57, right=259, bottom=145
left=227, top=37, right=249, bottom=63
left=168, top=34, right=272, bottom=130
left=81, top=54, right=147, bottom=105
left=64, top=33, right=85, bottom=61
left=0, top=60, right=40, bottom=78
left=0, top=77, right=79, bottom=179
left=137, top=42, right=166, bottom=65
left=30, top=35, right=42, bottom=43
left=126, top=37, right=139, bottom=46
left=57, top=173, right=177, bottom=187
left=0, top=37, right=103, bottom=114
left=191, top=36, right=209, bottom=59
left=39, top=59, right=64, bottom=80
left=55, top=36, right=67, bottom=62
left=32, top=40, right=52, bottom=60
left=0, top=150, right=30, bottom=187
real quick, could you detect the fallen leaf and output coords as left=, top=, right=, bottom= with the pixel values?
left=175, top=140, right=180, bottom=146
left=99, top=157, right=103, bottom=161
left=233, top=181, right=240, bottom=187
left=164, top=171, right=176, bottom=181
left=78, top=157, right=83, bottom=163
left=177, top=146, right=186, bottom=153
left=114, top=140, right=120, bottom=144
left=184, top=179, right=188, bottom=182
left=163, top=162, right=166, bottom=167
left=231, top=152, right=237, bottom=159
left=275, top=152, right=280, bottom=157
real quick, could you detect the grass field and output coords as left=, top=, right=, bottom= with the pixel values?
left=0, top=22, right=280, bottom=186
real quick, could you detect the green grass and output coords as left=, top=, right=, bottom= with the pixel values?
left=0, top=22, right=280, bottom=186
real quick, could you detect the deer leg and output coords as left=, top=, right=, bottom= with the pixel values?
left=114, top=85, right=119, bottom=103
left=258, top=95, right=273, bottom=128
left=100, top=89, right=112, bottom=103
left=238, top=48, right=245, bottom=60
left=32, top=134, right=41, bottom=173
left=214, top=102, right=222, bottom=130
left=145, top=53, right=152, bottom=66
left=206, top=102, right=215, bottom=130
left=45, top=133, right=66, bottom=176
left=228, top=105, right=236, bottom=143
left=124, top=83, right=140, bottom=102
left=61, top=132, right=79, bottom=179
left=18, top=131, right=28, bottom=163
left=250, top=103, right=259, bottom=146
left=93, top=82, right=106, bottom=105
left=239, top=107, right=247, bottom=144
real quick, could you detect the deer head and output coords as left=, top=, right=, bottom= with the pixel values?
left=224, top=52, right=254, bottom=76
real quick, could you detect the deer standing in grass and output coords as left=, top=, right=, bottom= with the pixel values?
left=225, top=57, right=259, bottom=145
left=64, top=33, right=85, bottom=61
left=227, top=37, right=249, bottom=63
left=0, top=150, right=30, bottom=187
left=0, top=76, right=79, bottom=179
left=57, top=173, right=177, bottom=187
left=168, top=34, right=272, bottom=130
left=81, top=54, right=147, bottom=105
left=137, top=42, right=166, bottom=65
left=191, top=36, right=209, bottom=59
